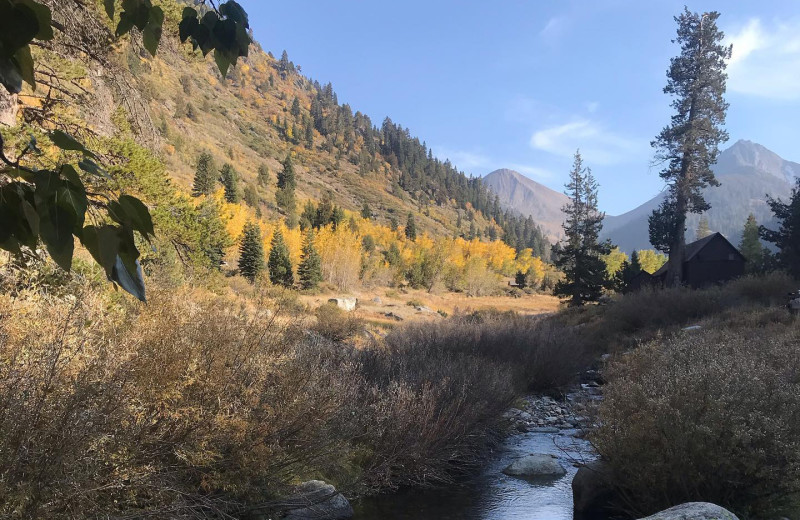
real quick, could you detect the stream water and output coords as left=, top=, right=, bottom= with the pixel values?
left=353, top=428, right=596, bottom=520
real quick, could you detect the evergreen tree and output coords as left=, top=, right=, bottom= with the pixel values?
left=515, top=270, right=527, bottom=289
left=553, top=151, right=611, bottom=306
left=405, top=212, right=417, bottom=241
left=619, top=250, right=643, bottom=291
left=361, top=202, right=372, bottom=219
left=298, top=232, right=323, bottom=290
left=650, top=9, right=731, bottom=287
left=696, top=216, right=711, bottom=239
left=276, top=155, right=298, bottom=227
left=268, top=228, right=294, bottom=286
left=238, top=222, right=264, bottom=283
left=304, top=121, right=314, bottom=148
left=257, top=163, right=270, bottom=186
left=740, top=213, right=764, bottom=273
left=761, top=179, right=800, bottom=278
left=468, top=221, right=477, bottom=240
left=389, top=215, right=398, bottom=232
left=290, top=96, right=301, bottom=117
left=192, top=151, right=216, bottom=197
left=220, top=163, right=240, bottom=203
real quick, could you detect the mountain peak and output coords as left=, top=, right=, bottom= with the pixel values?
left=718, top=140, right=798, bottom=183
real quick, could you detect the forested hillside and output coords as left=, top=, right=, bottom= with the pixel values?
left=6, top=0, right=548, bottom=267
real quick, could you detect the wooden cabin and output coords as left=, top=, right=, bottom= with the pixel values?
left=653, top=233, right=746, bottom=288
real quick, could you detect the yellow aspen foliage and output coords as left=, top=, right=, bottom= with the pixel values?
left=315, top=224, right=362, bottom=291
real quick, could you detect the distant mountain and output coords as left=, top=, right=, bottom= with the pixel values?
left=484, top=141, right=798, bottom=253
left=603, top=140, right=799, bottom=252
left=483, top=168, right=569, bottom=241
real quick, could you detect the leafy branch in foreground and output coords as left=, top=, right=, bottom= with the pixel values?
left=0, top=0, right=252, bottom=299
left=0, top=131, right=154, bottom=300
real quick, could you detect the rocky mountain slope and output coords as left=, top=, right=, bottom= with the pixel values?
left=485, top=141, right=798, bottom=253
left=482, top=168, right=569, bottom=241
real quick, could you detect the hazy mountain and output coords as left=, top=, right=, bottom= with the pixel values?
left=483, top=168, right=570, bottom=241
left=603, top=140, right=799, bottom=252
left=485, top=141, right=797, bottom=253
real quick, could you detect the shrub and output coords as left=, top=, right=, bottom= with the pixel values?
left=592, top=310, right=800, bottom=518
left=312, top=303, right=364, bottom=342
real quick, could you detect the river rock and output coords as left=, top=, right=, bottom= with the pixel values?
left=502, top=453, right=566, bottom=479
left=328, top=298, right=357, bottom=312
left=638, top=502, right=739, bottom=520
left=572, top=460, right=617, bottom=515
left=281, top=480, right=354, bottom=520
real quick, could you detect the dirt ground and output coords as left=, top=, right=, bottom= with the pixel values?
left=299, top=287, right=561, bottom=328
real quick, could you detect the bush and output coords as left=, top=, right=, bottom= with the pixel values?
left=312, top=303, right=365, bottom=342
left=592, top=310, right=800, bottom=518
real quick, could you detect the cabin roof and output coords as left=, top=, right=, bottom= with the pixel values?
left=652, top=232, right=744, bottom=277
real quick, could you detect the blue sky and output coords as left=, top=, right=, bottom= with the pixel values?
left=238, top=1, right=800, bottom=215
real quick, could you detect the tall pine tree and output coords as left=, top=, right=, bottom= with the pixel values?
left=405, top=212, right=417, bottom=241
left=238, top=222, right=264, bottom=283
left=553, top=151, right=611, bottom=306
left=276, top=155, right=298, bottom=228
left=761, top=179, right=800, bottom=278
left=192, top=151, right=216, bottom=197
left=650, top=9, right=731, bottom=286
left=298, top=231, right=323, bottom=290
left=739, top=213, right=764, bottom=273
left=268, top=228, right=294, bottom=287
left=220, top=163, right=240, bottom=203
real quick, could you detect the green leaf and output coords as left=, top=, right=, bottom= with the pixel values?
left=78, top=158, right=108, bottom=178
left=16, top=0, right=53, bottom=41
left=0, top=56, right=23, bottom=94
left=214, top=49, right=230, bottom=78
left=112, top=254, right=146, bottom=302
left=49, top=130, right=96, bottom=158
left=178, top=7, right=198, bottom=42
left=14, top=45, right=35, bottom=90
left=104, top=0, right=115, bottom=20
left=118, top=194, right=154, bottom=239
left=142, top=5, right=163, bottom=57
left=56, top=185, right=87, bottom=231
left=20, top=199, right=39, bottom=237
left=81, top=224, right=119, bottom=278
left=39, top=204, right=75, bottom=271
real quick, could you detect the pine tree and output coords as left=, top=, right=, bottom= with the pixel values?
left=405, top=212, right=417, bottom=241
left=238, top=222, right=265, bottom=283
left=761, top=179, right=800, bottom=278
left=276, top=155, right=298, bottom=227
left=290, top=96, right=301, bottom=117
left=389, top=215, right=398, bottom=232
left=361, top=202, right=372, bottom=219
left=739, top=213, right=764, bottom=273
left=304, top=121, right=314, bottom=148
left=619, top=250, right=643, bottom=290
left=192, top=151, right=216, bottom=197
left=220, top=163, right=240, bottom=203
left=268, top=228, right=294, bottom=286
left=696, top=216, right=711, bottom=239
left=553, top=151, right=611, bottom=306
left=650, top=9, right=731, bottom=287
left=298, top=231, right=323, bottom=290
left=257, top=163, right=270, bottom=186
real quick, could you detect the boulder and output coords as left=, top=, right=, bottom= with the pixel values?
left=638, top=502, right=739, bottom=520
left=328, top=298, right=357, bottom=312
left=282, top=480, right=354, bottom=520
left=572, top=460, right=617, bottom=516
left=502, top=453, right=566, bottom=479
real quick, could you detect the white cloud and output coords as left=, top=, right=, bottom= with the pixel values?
left=726, top=18, right=800, bottom=100
left=540, top=16, right=567, bottom=45
left=507, top=164, right=554, bottom=179
left=530, top=119, right=641, bottom=165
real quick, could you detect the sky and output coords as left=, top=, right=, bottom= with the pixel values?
left=237, top=0, right=800, bottom=215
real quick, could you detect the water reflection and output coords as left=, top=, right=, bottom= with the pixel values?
left=354, top=429, right=595, bottom=520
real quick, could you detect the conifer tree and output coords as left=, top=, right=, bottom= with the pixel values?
left=268, top=228, right=294, bottom=286
left=696, top=216, right=711, bottom=239
left=739, top=213, right=764, bottom=273
left=761, top=179, right=800, bottom=278
left=389, top=215, right=398, bottom=232
left=220, top=163, right=240, bottom=203
left=291, top=96, right=301, bottom=117
left=276, top=155, right=298, bottom=227
left=361, top=202, right=372, bottom=219
left=619, top=250, right=643, bottom=290
left=650, top=9, right=731, bottom=286
left=553, top=151, right=611, bottom=306
left=298, top=231, right=323, bottom=290
left=405, top=212, right=417, bottom=241
left=192, top=151, right=216, bottom=197
left=257, top=163, right=270, bottom=186
left=304, top=121, right=314, bottom=148
left=238, top=222, right=264, bottom=283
